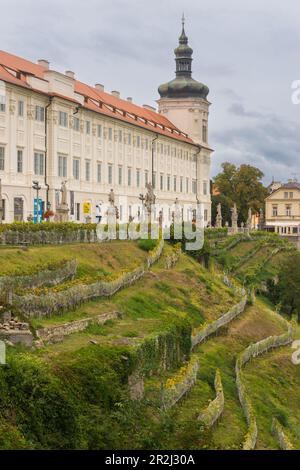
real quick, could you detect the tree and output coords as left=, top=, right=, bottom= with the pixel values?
left=276, top=252, right=300, bottom=321
left=212, top=162, right=268, bottom=225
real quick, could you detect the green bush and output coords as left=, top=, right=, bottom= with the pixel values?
left=137, top=238, right=158, bottom=252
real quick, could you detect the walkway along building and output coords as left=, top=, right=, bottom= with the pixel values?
left=0, top=20, right=213, bottom=224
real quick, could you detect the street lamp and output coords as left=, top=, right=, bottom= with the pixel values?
left=32, top=180, right=41, bottom=223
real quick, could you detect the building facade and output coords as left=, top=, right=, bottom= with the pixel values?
left=265, top=181, right=300, bottom=238
left=0, top=21, right=212, bottom=225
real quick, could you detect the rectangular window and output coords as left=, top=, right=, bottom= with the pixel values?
left=0, top=95, right=6, bottom=112
left=35, top=105, right=45, bottom=122
left=272, top=205, right=278, bottom=217
left=1, top=199, right=5, bottom=220
left=73, top=159, right=80, bottom=180
left=136, top=136, right=141, bottom=148
left=145, top=170, right=149, bottom=187
left=59, top=111, right=68, bottom=127
left=108, top=127, right=113, bottom=140
left=86, top=121, right=91, bottom=135
left=180, top=177, right=183, bottom=193
left=17, top=149, right=23, bottom=173
left=34, top=152, right=44, bottom=175
left=97, top=162, right=102, bottom=183
left=160, top=173, right=164, bottom=191
left=203, top=181, right=208, bottom=195
left=202, top=121, right=208, bottom=143
left=286, top=205, right=292, bottom=216
left=97, top=124, right=102, bottom=138
left=173, top=176, right=177, bottom=192
left=192, top=179, right=197, bottom=194
left=18, top=100, right=24, bottom=117
left=58, top=155, right=67, bottom=177
left=0, top=147, right=5, bottom=171
left=284, top=192, right=289, bottom=199
left=289, top=192, right=294, bottom=199
left=85, top=160, right=91, bottom=181
left=204, top=209, right=208, bottom=222
left=128, top=167, right=132, bottom=186
left=118, top=166, right=123, bottom=185
left=128, top=133, right=132, bottom=145
left=186, top=177, right=189, bottom=193
left=136, top=169, right=140, bottom=187
left=76, top=203, right=80, bottom=221
left=152, top=172, right=156, bottom=189
left=119, top=130, right=122, bottom=143
left=145, top=139, right=149, bottom=151
left=108, top=164, right=113, bottom=184
left=73, top=117, right=80, bottom=132
left=167, top=175, right=171, bottom=191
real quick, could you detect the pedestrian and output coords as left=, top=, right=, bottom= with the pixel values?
left=96, top=204, right=102, bottom=224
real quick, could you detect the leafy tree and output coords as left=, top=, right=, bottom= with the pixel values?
left=276, top=252, right=300, bottom=320
left=212, top=162, right=268, bottom=225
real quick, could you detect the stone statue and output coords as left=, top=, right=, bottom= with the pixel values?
left=108, top=188, right=115, bottom=206
left=145, top=183, right=156, bottom=213
left=231, top=203, right=238, bottom=233
left=173, top=198, right=182, bottom=225
left=55, top=180, right=69, bottom=222
left=216, top=203, right=222, bottom=228
left=246, top=208, right=252, bottom=230
left=60, top=181, right=68, bottom=206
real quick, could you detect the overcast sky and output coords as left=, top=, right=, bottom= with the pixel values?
left=1, top=0, right=300, bottom=183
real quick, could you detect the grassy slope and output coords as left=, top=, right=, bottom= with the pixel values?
left=1, top=236, right=300, bottom=450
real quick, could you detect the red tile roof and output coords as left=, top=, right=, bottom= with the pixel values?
left=0, top=50, right=195, bottom=145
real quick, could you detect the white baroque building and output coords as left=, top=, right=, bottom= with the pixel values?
left=0, top=20, right=212, bottom=224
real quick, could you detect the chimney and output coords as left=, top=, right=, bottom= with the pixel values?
left=37, top=59, right=49, bottom=70
left=111, top=90, right=120, bottom=98
left=65, top=70, right=75, bottom=79
left=95, top=83, right=104, bottom=92
left=127, top=97, right=133, bottom=103
left=143, top=104, right=156, bottom=112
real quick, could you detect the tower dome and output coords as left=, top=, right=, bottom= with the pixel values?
left=158, top=15, right=209, bottom=100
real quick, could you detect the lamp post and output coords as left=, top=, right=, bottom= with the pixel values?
left=32, top=180, right=41, bottom=223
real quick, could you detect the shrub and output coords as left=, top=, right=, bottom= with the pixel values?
left=137, top=238, right=158, bottom=252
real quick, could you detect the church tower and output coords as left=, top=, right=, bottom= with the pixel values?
left=157, top=16, right=212, bottom=224
left=157, top=15, right=211, bottom=146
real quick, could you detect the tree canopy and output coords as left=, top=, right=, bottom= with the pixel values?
left=212, top=162, right=268, bottom=225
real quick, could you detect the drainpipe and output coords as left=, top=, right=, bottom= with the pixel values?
left=45, top=96, right=53, bottom=210
left=151, top=134, right=159, bottom=187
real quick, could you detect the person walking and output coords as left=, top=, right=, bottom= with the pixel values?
left=96, top=204, right=102, bottom=224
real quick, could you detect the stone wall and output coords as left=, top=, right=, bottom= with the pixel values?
left=0, top=259, right=77, bottom=298
left=35, top=311, right=122, bottom=346
left=191, top=296, right=247, bottom=349
left=198, top=369, right=224, bottom=427
left=12, top=239, right=164, bottom=318
left=236, top=321, right=296, bottom=450
left=271, top=418, right=294, bottom=450
left=162, top=356, right=199, bottom=410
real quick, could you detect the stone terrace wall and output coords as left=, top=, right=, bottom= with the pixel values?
left=0, top=260, right=77, bottom=297
left=12, top=239, right=164, bottom=318
left=191, top=296, right=247, bottom=349
left=236, top=321, right=296, bottom=450
left=35, top=311, right=122, bottom=346
left=271, top=418, right=294, bottom=450
left=198, top=369, right=224, bottom=428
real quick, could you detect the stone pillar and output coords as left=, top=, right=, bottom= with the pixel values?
left=216, top=203, right=222, bottom=228
left=231, top=203, right=238, bottom=234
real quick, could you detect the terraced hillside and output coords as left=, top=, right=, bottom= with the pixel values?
left=0, top=235, right=299, bottom=450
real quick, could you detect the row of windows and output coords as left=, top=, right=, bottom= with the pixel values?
left=67, top=156, right=201, bottom=193
left=0, top=98, right=198, bottom=160
left=0, top=146, right=208, bottom=196
left=0, top=96, right=25, bottom=116
left=272, top=204, right=297, bottom=217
